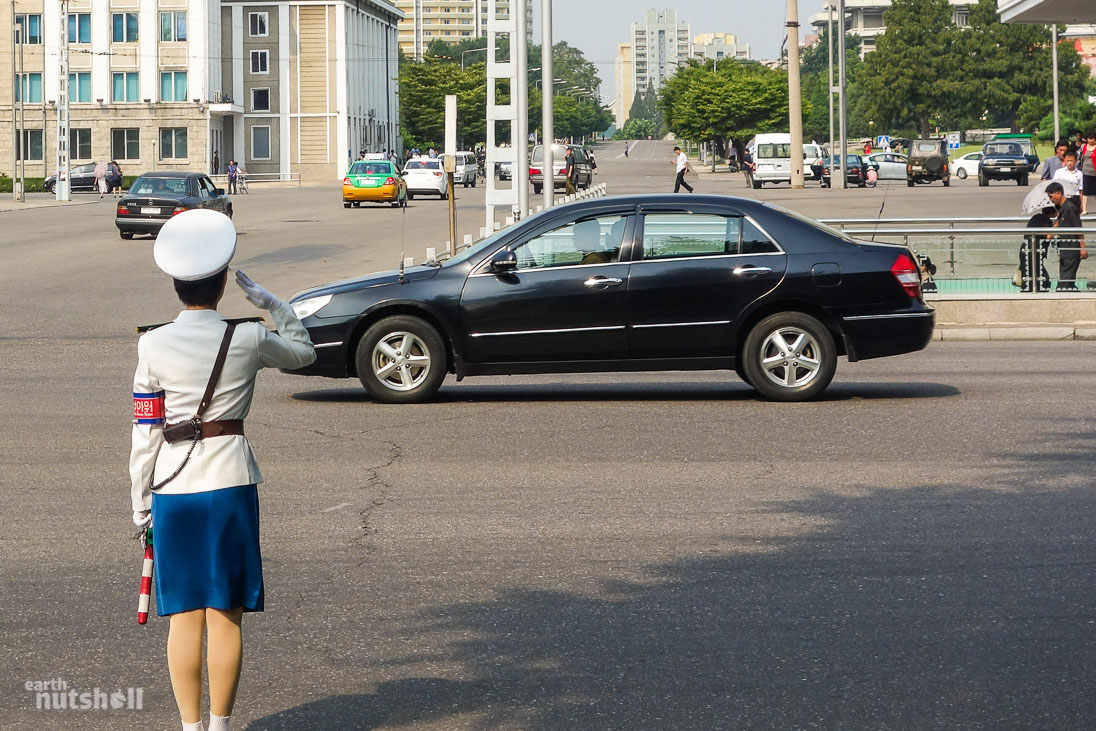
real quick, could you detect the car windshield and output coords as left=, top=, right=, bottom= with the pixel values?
left=349, top=162, right=393, bottom=175
left=405, top=160, right=440, bottom=170
left=764, top=202, right=856, bottom=243
left=530, top=145, right=569, bottom=162
left=131, top=177, right=189, bottom=195
left=985, top=143, right=1022, bottom=156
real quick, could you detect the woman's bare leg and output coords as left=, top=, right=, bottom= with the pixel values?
left=167, top=609, right=207, bottom=724
left=206, top=607, right=244, bottom=718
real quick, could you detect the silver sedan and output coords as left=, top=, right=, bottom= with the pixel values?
left=864, top=152, right=909, bottom=180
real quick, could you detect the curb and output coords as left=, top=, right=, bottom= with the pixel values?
left=0, top=199, right=99, bottom=213
left=934, top=326, right=1093, bottom=341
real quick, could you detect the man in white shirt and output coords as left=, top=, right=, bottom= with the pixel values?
left=673, top=146, right=694, bottom=193
left=1053, top=150, right=1086, bottom=214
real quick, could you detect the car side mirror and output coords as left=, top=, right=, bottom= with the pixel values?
left=214, top=188, right=225, bottom=195
left=489, top=249, right=517, bottom=273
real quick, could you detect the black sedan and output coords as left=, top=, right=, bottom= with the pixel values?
left=44, top=162, right=99, bottom=193
left=815, top=155, right=874, bottom=188
left=285, top=194, right=935, bottom=403
left=115, top=172, right=232, bottom=240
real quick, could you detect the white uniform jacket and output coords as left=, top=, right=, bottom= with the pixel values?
left=129, top=302, right=316, bottom=512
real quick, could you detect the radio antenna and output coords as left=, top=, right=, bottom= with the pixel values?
left=398, top=181, right=407, bottom=283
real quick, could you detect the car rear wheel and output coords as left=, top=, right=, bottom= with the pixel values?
left=119, top=230, right=134, bottom=240
left=407, top=192, right=415, bottom=201
left=907, top=179, right=914, bottom=187
left=752, top=180, right=762, bottom=189
left=742, top=312, right=837, bottom=402
left=533, top=184, right=542, bottom=194
left=956, top=168, right=968, bottom=179
left=46, top=181, right=56, bottom=194
left=356, top=316, right=447, bottom=404
left=943, top=178, right=950, bottom=187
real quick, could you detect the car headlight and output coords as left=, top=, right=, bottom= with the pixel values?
left=292, top=294, right=332, bottom=319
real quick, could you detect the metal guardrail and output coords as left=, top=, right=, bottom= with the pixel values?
left=209, top=172, right=301, bottom=186
left=823, top=217, right=1092, bottom=295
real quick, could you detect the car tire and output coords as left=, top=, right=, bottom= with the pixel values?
left=344, top=202, right=352, bottom=208
left=956, top=168, right=967, bottom=179
left=907, top=179, right=914, bottom=187
left=1019, top=175, right=1029, bottom=186
left=752, top=180, right=762, bottom=190
left=356, top=315, right=447, bottom=404
left=226, top=205, right=233, bottom=218
left=472, top=177, right=477, bottom=188
left=943, top=178, right=950, bottom=187
left=978, top=173, right=988, bottom=187
left=533, top=184, right=542, bottom=194
left=119, top=230, right=134, bottom=240
left=46, top=181, right=55, bottom=194
left=353, top=202, right=361, bottom=207
left=742, top=312, right=837, bottom=402
left=407, top=192, right=414, bottom=201
left=441, top=190, right=449, bottom=200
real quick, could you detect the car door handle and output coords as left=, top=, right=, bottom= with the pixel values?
left=733, top=265, right=772, bottom=277
left=584, top=276, right=623, bottom=288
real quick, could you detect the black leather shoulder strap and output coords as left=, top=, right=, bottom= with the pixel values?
left=197, top=322, right=237, bottom=418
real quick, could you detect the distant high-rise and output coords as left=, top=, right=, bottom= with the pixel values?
left=692, top=33, right=750, bottom=63
left=630, top=8, right=691, bottom=96
left=396, top=1, right=533, bottom=61
left=614, top=43, right=633, bottom=128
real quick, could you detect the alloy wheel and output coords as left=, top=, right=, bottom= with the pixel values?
left=372, top=331, right=432, bottom=392
left=758, top=326, right=822, bottom=388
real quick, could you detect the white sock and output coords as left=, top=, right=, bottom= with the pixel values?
left=208, top=714, right=230, bottom=731
left=183, top=721, right=204, bottom=731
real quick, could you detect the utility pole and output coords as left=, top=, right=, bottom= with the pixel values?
left=1052, top=25, right=1060, bottom=144
left=11, top=5, right=18, bottom=202
left=837, top=0, right=848, bottom=190
left=540, top=0, right=554, bottom=208
left=56, top=0, right=71, bottom=200
left=827, top=2, right=835, bottom=189
left=514, top=0, right=529, bottom=218
left=15, top=21, right=26, bottom=202
left=786, top=0, right=804, bottom=189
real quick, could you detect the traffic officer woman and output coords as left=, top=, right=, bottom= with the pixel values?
left=129, top=209, right=316, bottom=731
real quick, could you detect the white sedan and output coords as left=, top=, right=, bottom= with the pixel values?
left=402, top=158, right=448, bottom=200
left=950, top=152, right=983, bottom=180
left=864, top=152, right=909, bottom=180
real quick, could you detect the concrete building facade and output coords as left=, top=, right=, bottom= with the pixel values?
left=1, top=0, right=401, bottom=183
left=630, top=8, right=690, bottom=96
left=809, top=1, right=973, bottom=57
left=691, top=32, right=750, bottom=63
left=613, top=41, right=632, bottom=128
left=395, top=0, right=532, bottom=61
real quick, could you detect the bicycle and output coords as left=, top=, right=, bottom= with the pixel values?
left=236, top=174, right=249, bottom=194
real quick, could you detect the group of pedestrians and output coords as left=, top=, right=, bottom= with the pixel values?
left=93, top=159, right=124, bottom=198
left=1040, top=132, right=1096, bottom=215
left=1026, top=132, right=1095, bottom=291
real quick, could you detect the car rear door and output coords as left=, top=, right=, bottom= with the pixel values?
left=460, top=211, right=636, bottom=363
left=627, top=205, right=787, bottom=359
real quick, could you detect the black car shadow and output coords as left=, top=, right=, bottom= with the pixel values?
left=291, top=380, right=959, bottom=404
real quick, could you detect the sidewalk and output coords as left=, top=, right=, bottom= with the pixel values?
left=0, top=195, right=99, bottom=212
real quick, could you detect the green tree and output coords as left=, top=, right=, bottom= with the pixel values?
left=860, top=0, right=962, bottom=138
left=399, top=61, right=487, bottom=150
left=799, top=29, right=864, bottom=144
left=615, top=117, right=656, bottom=139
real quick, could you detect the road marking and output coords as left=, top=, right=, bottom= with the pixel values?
left=322, top=502, right=352, bottom=512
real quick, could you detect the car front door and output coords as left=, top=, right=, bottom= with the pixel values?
left=627, top=209, right=787, bottom=359
left=460, top=212, right=635, bottom=364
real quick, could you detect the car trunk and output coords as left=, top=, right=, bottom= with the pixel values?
left=120, top=197, right=180, bottom=219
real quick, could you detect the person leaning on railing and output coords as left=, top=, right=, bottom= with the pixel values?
left=1047, top=181, right=1086, bottom=291
left=1022, top=203, right=1056, bottom=293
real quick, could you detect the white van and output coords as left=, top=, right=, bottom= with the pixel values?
left=748, top=133, right=823, bottom=188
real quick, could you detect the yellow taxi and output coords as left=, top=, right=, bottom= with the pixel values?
left=342, top=159, right=408, bottom=208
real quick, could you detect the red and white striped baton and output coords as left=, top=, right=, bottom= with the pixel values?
left=137, top=527, right=153, bottom=625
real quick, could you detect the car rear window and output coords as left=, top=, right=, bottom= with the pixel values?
left=132, top=177, right=188, bottom=195
left=349, top=162, right=392, bottom=175
left=914, top=142, right=939, bottom=153
left=758, top=144, right=791, bottom=159
left=530, top=145, right=568, bottom=163
left=405, top=160, right=440, bottom=170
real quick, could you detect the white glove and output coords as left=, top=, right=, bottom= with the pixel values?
left=132, top=510, right=151, bottom=528
left=235, top=270, right=281, bottom=310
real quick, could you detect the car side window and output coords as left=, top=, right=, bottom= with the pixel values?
left=641, top=213, right=740, bottom=259
left=741, top=218, right=779, bottom=254
left=197, top=178, right=211, bottom=199
left=512, top=215, right=628, bottom=270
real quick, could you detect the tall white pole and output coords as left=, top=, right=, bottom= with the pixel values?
left=787, top=0, right=804, bottom=189
left=514, top=0, right=529, bottom=217
left=11, top=6, right=18, bottom=202
left=827, top=2, right=834, bottom=189
left=1052, top=25, right=1060, bottom=144
left=57, top=0, right=71, bottom=200
left=540, top=0, right=554, bottom=208
left=837, top=0, right=848, bottom=190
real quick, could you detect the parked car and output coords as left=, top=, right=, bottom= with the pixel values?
left=529, top=144, right=593, bottom=194
left=906, top=139, right=951, bottom=187
left=44, top=163, right=99, bottom=193
left=115, top=172, right=231, bottom=240
left=817, top=154, right=870, bottom=187
left=978, top=141, right=1030, bottom=186
left=283, top=194, right=934, bottom=403
left=989, top=133, right=1039, bottom=173
left=496, top=160, right=513, bottom=180
left=342, top=160, right=407, bottom=208
left=402, top=157, right=448, bottom=200
left=864, top=152, right=909, bottom=180
left=950, top=151, right=983, bottom=180
left=749, top=134, right=825, bottom=188
left=453, top=151, right=477, bottom=188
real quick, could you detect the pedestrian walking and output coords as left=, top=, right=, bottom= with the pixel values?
left=129, top=210, right=316, bottom=731
left=1047, top=181, right=1086, bottom=290
left=94, top=160, right=109, bottom=198
left=1079, top=132, right=1096, bottom=217
left=1052, top=150, right=1084, bottom=212
left=624, top=141, right=629, bottom=158
left=742, top=148, right=755, bottom=189
left=672, top=146, right=693, bottom=193
left=564, top=147, right=577, bottom=195
left=1041, top=140, right=1069, bottom=180
left=226, top=160, right=239, bottom=195
left=110, top=160, right=124, bottom=197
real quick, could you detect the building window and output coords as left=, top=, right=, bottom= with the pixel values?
left=68, top=14, right=91, bottom=44
left=160, top=71, right=188, bottom=102
left=112, top=72, right=139, bottom=102
left=956, top=10, right=970, bottom=27
left=16, top=130, right=44, bottom=161
left=111, top=128, right=140, bottom=160
left=69, top=72, right=91, bottom=103
left=15, top=14, right=43, bottom=44
left=161, top=12, right=187, bottom=42
left=70, top=128, right=92, bottom=159
left=251, top=87, right=270, bottom=112
left=249, top=12, right=268, bottom=37
left=15, top=73, right=43, bottom=103
left=159, top=128, right=188, bottom=160
left=251, top=126, right=271, bottom=160
left=112, top=13, right=139, bottom=43
left=250, top=50, right=269, bottom=74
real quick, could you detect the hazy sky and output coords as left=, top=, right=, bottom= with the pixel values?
left=531, top=1, right=827, bottom=98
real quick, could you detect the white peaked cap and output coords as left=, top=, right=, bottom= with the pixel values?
left=153, top=209, right=237, bottom=280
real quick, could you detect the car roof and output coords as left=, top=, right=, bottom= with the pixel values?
left=534, top=193, right=772, bottom=217
left=138, top=171, right=200, bottom=178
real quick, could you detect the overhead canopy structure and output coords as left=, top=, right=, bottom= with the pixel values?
left=999, top=0, right=1096, bottom=23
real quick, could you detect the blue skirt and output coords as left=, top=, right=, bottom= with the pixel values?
left=150, top=484, right=264, bottom=616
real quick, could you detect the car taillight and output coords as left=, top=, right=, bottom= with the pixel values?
left=433, top=171, right=442, bottom=177
left=384, top=177, right=395, bottom=186
left=529, top=168, right=540, bottom=175
left=172, top=206, right=186, bottom=216
left=343, top=177, right=351, bottom=185
left=116, top=205, right=127, bottom=216
left=891, top=254, right=922, bottom=298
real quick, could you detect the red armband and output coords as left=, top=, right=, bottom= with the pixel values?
left=133, top=392, right=165, bottom=424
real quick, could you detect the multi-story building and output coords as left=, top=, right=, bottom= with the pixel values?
left=691, top=32, right=750, bottom=63
left=1, top=0, right=401, bottom=184
left=613, top=42, right=633, bottom=128
left=630, top=8, right=691, bottom=97
left=809, top=1, right=973, bottom=57
left=395, top=0, right=533, bottom=62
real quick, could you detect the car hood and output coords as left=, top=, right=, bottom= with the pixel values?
left=290, top=265, right=441, bottom=302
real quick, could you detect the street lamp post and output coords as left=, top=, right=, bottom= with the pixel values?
left=461, top=46, right=488, bottom=70
left=541, top=0, right=554, bottom=208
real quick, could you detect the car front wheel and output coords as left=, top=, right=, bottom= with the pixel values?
left=956, top=168, right=967, bottom=179
left=742, top=312, right=837, bottom=402
left=356, top=316, right=447, bottom=404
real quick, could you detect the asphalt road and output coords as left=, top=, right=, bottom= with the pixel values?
left=1, top=142, right=1094, bottom=730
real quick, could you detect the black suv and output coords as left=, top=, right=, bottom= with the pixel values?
left=906, top=139, right=950, bottom=187
left=978, top=142, right=1029, bottom=186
